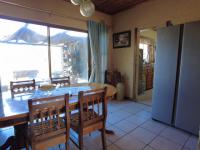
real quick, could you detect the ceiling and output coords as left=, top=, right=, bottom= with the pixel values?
left=93, top=0, right=148, bottom=15
left=66, top=0, right=148, bottom=15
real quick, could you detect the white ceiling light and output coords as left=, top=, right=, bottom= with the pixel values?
left=70, top=0, right=95, bottom=17
left=80, top=0, right=95, bottom=17
left=70, top=0, right=82, bottom=5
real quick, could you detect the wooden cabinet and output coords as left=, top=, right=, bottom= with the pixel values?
left=146, top=65, right=154, bottom=90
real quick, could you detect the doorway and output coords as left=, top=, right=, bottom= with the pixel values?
left=136, top=28, right=157, bottom=106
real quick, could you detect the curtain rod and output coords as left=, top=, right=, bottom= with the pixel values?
left=0, top=0, right=86, bottom=22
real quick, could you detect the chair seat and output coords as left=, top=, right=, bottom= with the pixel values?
left=71, top=109, right=100, bottom=128
left=26, top=94, right=70, bottom=150
left=69, top=88, right=107, bottom=150
left=28, top=117, right=66, bottom=140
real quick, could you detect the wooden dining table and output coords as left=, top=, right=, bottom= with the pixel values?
left=0, top=82, right=117, bottom=150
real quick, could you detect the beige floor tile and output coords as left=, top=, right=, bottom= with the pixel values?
left=132, top=102, right=150, bottom=110
left=107, top=110, right=131, bottom=124
left=182, top=148, right=191, bottom=150
left=106, top=121, right=112, bottom=128
left=128, top=127, right=156, bottom=144
left=125, top=115, right=149, bottom=125
left=137, top=89, right=152, bottom=103
left=1, top=100, right=197, bottom=150
left=142, top=105, right=152, bottom=113
left=120, top=105, right=143, bottom=114
left=69, top=131, right=111, bottom=150
left=134, top=110, right=152, bottom=120
left=114, top=120, right=138, bottom=133
left=108, top=105, right=120, bottom=113
left=107, top=144, right=122, bottom=150
left=184, top=135, right=199, bottom=150
left=118, top=102, right=145, bottom=110
left=84, top=131, right=112, bottom=146
left=107, top=114, right=125, bottom=124
left=111, top=110, right=132, bottom=119
left=160, top=127, right=190, bottom=146
left=114, top=134, right=146, bottom=150
left=140, top=119, right=167, bottom=134
left=150, top=136, right=182, bottom=150
left=106, top=125, right=126, bottom=143
left=83, top=138, right=106, bottom=150
left=143, top=146, right=155, bottom=150
left=108, top=101, right=129, bottom=110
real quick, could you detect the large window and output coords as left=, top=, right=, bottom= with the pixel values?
left=50, top=27, right=88, bottom=83
left=0, top=18, right=88, bottom=92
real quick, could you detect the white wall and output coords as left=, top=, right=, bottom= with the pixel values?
left=112, top=0, right=200, bottom=98
left=140, top=29, right=157, bottom=42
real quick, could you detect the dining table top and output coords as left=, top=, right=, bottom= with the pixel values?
left=0, top=83, right=117, bottom=128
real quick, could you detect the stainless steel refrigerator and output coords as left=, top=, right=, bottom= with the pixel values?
left=152, top=21, right=200, bottom=135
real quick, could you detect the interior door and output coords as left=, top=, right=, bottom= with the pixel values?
left=152, top=25, right=180, bottom=124
left=175, top=21, right=200, bottom=135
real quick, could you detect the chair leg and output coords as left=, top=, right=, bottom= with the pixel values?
left=25, top=140, right=29, bottom=150
left=101, top=127, right=107, bottom=150
left=79, top=134, right=84, bottom=150
left=31, top=142, right=37, bottom=150
left=31, top=146, right=36, bottom=150
left=65, top=141, right=70, bottom=150
left=58, top=144, right=62, bottom=150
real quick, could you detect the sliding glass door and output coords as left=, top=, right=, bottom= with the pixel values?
left=0, top=19, right=49, bottom=91
left=50, top=27, right=88, bottom=83
left=0, top=18, right=88, bottom=92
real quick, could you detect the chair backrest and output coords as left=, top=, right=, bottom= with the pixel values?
left=51, top=77, right=70, bottom=86
left=105, top=70, right=113, bottom=85
left=113, top=70, right=122, bottom=86
left=28, top=94, right=70, bottom=141
left=10, top=79, right=35, bottom=98
left=78, top=87, right=107, bottom=127
left=105, top=70, right=122, bottom=86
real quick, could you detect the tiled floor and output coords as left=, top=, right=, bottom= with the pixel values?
left=0, top=100, right=199, bottom=150
left=137, top=89, right=152, bottom=106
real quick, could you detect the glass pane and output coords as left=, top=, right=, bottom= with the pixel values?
left=50, top=27, right=88, bottom=83
left=0, top=18, right=48, bottom=92
left=139, top=43, right=149, bottom=63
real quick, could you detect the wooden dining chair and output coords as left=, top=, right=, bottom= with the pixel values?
left=105, top=70, right=122, bottom=87
left=70, top=87, right=107, bottom=150
left=10, top=79, right=36, bottom=98
left=26, top=94, right=70, bottom=150
left=51, top=76, right=70, bottom=87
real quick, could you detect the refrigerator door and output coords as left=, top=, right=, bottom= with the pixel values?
left=152, top=25, right=180, bottom=124
left=175, top=21, right=200, bottom=135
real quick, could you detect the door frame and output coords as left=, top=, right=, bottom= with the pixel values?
left=133, top=28, right=140, bottom=100
left=133, top=27, right=157, bottom=100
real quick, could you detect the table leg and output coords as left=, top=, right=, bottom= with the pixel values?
left=0, top=123, right=28, bottom=150
left=105, top=97, right=115, bottom=135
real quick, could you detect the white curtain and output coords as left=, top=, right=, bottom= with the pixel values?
left=87, top=20, right=108, bottom=83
